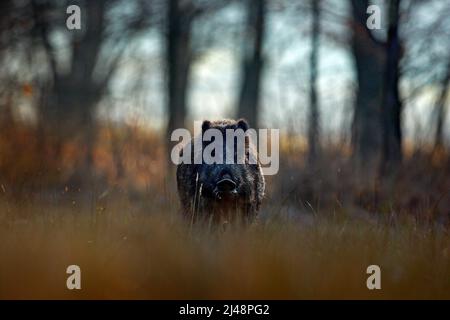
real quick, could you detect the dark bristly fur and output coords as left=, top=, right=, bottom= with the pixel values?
left=176, top=119, right=265, bottom=223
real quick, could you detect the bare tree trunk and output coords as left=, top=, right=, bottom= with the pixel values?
left=380, top=0, right=403, bottom=175
left=237, top=0, right=266, bottom=128
left=32, top=0, right=107, bottom=187
left=166, top=0, right=193, bottom=144
left=350, top=0, right=385, bottom=176
left=307, top=0, right=320, bottom=165
left=433, top=59, right=450, bottom=151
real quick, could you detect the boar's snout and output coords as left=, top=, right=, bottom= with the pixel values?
left=214, top=170, right=238, bottom=198
left=217, top=177, right=236, bottom=192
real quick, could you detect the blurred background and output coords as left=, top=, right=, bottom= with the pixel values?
left=0, top=0, right=449, bottom=220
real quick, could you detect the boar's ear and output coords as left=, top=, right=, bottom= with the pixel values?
left=237, top=118, right=249, bottom=131
left=202, top=120, right=211, bottom=133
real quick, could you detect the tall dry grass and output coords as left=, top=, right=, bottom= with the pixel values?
left=0, top=195, right=449, bottom=299
left=0, top=123, right=449, bottom=299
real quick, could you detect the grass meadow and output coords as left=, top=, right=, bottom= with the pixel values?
left=0, top=125, right=449, bottom=299
left=1, top=198, right=449, bottom=299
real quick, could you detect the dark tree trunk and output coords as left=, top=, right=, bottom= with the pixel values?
left=307, top=0, right=320, bottom=165
left=36, top=0, right=106, bottom=133
left=433, top=59, right=450, bottom=151
left=166, top=0, right=193, bottom=144
left=350, top=0, right=385, bottom=175
left=32, top=0, right=107, bottom=186
left=41, top=82, right=101, bottom=187
left=380, top=0, right=403, bottom=175
left=237, top=0, right=266, bottom=128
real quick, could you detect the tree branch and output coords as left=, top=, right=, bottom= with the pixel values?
left=31, top=0, right=58, bottom=82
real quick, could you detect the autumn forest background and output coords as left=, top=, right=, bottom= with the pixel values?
left=0, top=0, right=449, bottom=299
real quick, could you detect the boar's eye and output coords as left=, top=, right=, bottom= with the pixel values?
left=237, top=119, right=249, bottom=131
left=202, top=120, right=211, bottom=133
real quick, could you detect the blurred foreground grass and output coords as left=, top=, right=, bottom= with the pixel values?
left=0, top=124, right=449, bottom=299
left=0, top=197, right=449, bottom=300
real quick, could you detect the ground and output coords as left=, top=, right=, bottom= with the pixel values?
left=0, top=126, right=449, bottom=299
left=0, top=194, right=449, bottom=299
